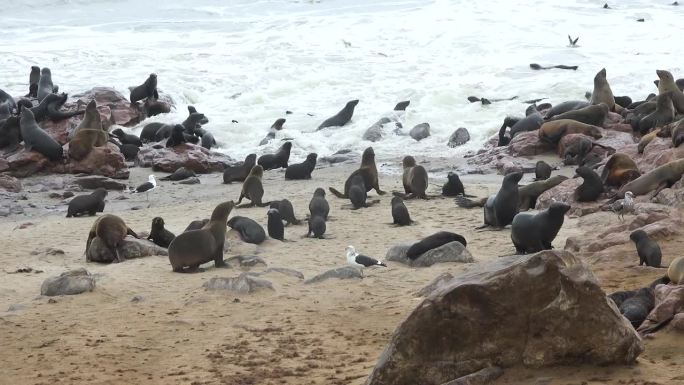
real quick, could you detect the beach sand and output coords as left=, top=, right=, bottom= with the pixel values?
left=0, top=161, right=681, bottom=385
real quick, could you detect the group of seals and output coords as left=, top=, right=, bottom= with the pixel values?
left=538, top=119, right=603, bottom=145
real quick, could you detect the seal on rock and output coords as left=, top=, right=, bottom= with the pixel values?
left=165, top=124, right=187, bottom=147
left=629, top=230, right=662, bottom=267
left=86, top=214, right=139, bottom=263
left=549, top=103, right=609, bottom=126
left=618, top=159, right=684, bottom=198
left=223, top=154, right=257, bottom=184
left=601, top=153, right=641, bottom=187
left=267, top=208, right=285, bottom=241
left=638, top=128, right=661, bottom=154
left=129, top=73, right=158, bottom=104
left=309, top=187, right=330, bottom=220
left=111, top=128, right=142, bottom=147
left=329, top=147, right=385, bottom=198
left=406, top=232, right=467, bottom=260
left=574, top=166, right=604, bottom=202
left=147, top=217, right=176, bottom=248
left=511, top=202, right=570, bottom=254
left=67, top=188, right=107, bottom=217
left=69, top=128, right=108, bottom=161
left=236, top=165, right=271, bottom=207
left=258, top=141, right=292, bottom=170
left=269, top=199, right=301, bottom=225
left=534, top=160, right=552, bottom=181
left=398, top=156, right=428, bottom=200
left=20, top=108, right=63, bottom=161
left=391, top=196, right=413, bottom=226
left=285, top=153, right=317, bottom=180
left=539, top=119, right=602, bottom=145
left=544, top=100, right=590, bottom=119
left=228, top=216, right=266, bottom=244
left=167, top=201, right=234, bottom=272
left=590, top=68, right=617, bottom=111
left=638, top=92, right=675, bottom=134
left=70, top=100, right=102, bottom=140
left=317, top=100, right=359, bottom=130
left=36, top=67, right=55, bottom=102
left=28, top=66, right=40, bottom=97
left=656, top=69, right=684, bottom=113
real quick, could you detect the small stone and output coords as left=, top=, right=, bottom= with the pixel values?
left=131, top=295, right=144, bottom=303
left=40, top=268, right=96, bottom=296
left=47, top=298, right=57, bottom=304
left=7, top=304, right=26, bottom=312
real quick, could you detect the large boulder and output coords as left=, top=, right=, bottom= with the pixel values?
left=409, top=123, right=431, bottom=141
left=72, top=87, right=143, bottom=127
left=60, top=143, right=128, bottom=178
left=135, top=143, right=233, bottom=173
left=386, top=241, right=473, bottom=267
left=6, top=147, right=52, bottom=177
left=365, top=251, right=643, bottom=385
left=40, top=268, right=96, bottom=296
left=86, top=236, right=167, bottom=263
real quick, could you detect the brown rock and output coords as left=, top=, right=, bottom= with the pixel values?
left=365, top=251, right=643, bottom=385
left=72, top=87, right=144, bottom=127
left=135, top=143, right=232, bottom=173
left=0, top=174, right=22, bottom=192
left=57, top=143, right=128, bottom=178
left=508, top=130, right=554, bottom=157
left=7, top=147, right=52, bottom=177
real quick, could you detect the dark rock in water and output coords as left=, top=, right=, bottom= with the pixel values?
left=178, top=177, right=200, bottom=185
left=409, top=123, right=430, bottom=141
left=203, top=273, right=274, bottom=294
left=40, top=268, right=96, bottom=296
left=448, top=127, right=470, bottom=147
left=86, top=236, right=167, bottom=263
left=304, top=266, right=363, bottom=284
left=226, top=255, right=267, bottom=268
left=0, top=174, right=22, bottom=192
left=364, top=250, right=643, bottom=385
left=135, top=143, right=232, bottom=173
left=73, top=175, right=127, bottom=190
left=386, top=241, right=473, bottom=267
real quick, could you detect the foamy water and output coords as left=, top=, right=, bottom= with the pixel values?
left=0, top=0, right=682, bottom=162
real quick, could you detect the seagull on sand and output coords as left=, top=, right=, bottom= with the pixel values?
left=345, top=245, right=387, bottom=276
left=607, top=191, right=634, bottom=221
left=132, top=174, right=157, bottom=201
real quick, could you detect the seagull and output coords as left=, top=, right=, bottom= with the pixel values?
left=567, top=35, right=579, bottom=47
left=345, top=245, right=386, bottom=276
left=608, top=191, right=634, bottom=221
left=132, top=174, right=157, bottom=201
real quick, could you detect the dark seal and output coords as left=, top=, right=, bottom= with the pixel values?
left=534, top=160, right=552, bottom=181
left=147, top=217, right=176, bottom=248
left=391, top=196, right=412, bottom=226
left=348, top=174, right=368, bottom=209
left=267, top=208, right=285, bottom=241
left=573, top=166, right=603, bottom=202
left=441, top=171, right=466, bottom=197
left=129, top=73, right=159, bottom=104
left=510, top=202, right=571, bottom=254
left=329, top=147, right=385, bottom=198
left=228, top=216, right=266, bottom=244
left=236, top=165, right=271, bottom=207
left=480, top=171, right=523, bottom=228
left=629, top=230, right=662, bottom=267
left=285, top=153, right=317, bottom=180
left=257, top=141, right=292, bottom=170
left=269, top=199, right=301, bottom=225
left=317, top=99, right=359, bottom=130
left=406, top=231, right=467, bottom=260
left=309, top=187, right=330, bottom=220
left=66, top=188, right=107, bottom=217
left=20, top=108, right=63, bottom=161
left=223, top=154, right=257, bottom=184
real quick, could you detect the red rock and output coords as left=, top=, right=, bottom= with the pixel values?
left=135, top=143, right=232, bottom=173
left=59, top=143, right=128, bottom=178
left=7, top=147, right=52, bottom=177
left=508, top=130, right=554, bottom=157
left=638, top=284, right=684, bottom=334
left=0, top=173, right=22, bottom=192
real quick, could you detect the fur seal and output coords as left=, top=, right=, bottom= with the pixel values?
left=259, top=118, right=285, bottom=146
left=69, top=128, right=108, bottom=161
left=70, top=100, right=102, bottom=139
left=399, top=156, right=428, bottom=199
left=667, top=256, right=684, bottom=284
left=618, top=159, right=684, bottom=198
left=638, top=128, right=661, bottom=154
left=111, top=128, right=142, bottom=147
left=160, top=167, right=196, bottom=181
left=509, top=111, right=543, bottom=138
left=544, top=100, right=590, bottom=119
left=147, top=217, right=176, bottom=248
left=227, top=216, right=266, bottom=244
left=614, top=96, right=633, bottom=108
left=237, top=165, right=271, bottom=207
left=66, top=188, right=107, bottom=217
left=258, top=141, right=292, bottom=170
left=538, top=119, right=602, bottom=145
left=329, top=147, right=385, bottom=198
left=86, top=214, right=139, bottom=263
left=223, top=154, right=257, bottom=184
left=406, top=232, right=467, bottom=260
left=630, top=230, right=662, bottom=267
left=601, top=153, right=641, bottom=187
left=28, top=66, right=40, bottom=97
left=31, top=93, right=84, bottom=123
left=590, top=68, right=617, bottom=111
left=129, top=73, right=158, bottom=104
left=549, top=103, right=609, bottom=126
left=656, top=117, right=684, bottom=138
left=166, top=124, right=187, bottom=147
left=558, top=133, right=613, bottom=166
left=309, top=187, right=330, bottom=219
left=187, top=106, right=209, bottom=125
left=348, top=174, right=368, bottom=209
left=574, top=166, right=603, bottom=202
left=638, top=92, right=675, bottom=134
left=184, top=219, right=210, bottom=232
left=307, top=215, right=327, bottom=239
left=391, top=196, right=412, bottom=226
left=20, top=109, right=63, bottom=161
left=317, top=99, right=359, bottom=130
left=394, top=101, right=410, bottom=111
left=168, top=201, right=234, bottom=272
left=518, top=175, right=568, bottom=211
left=117, top=143, right=139, bottom=161
left=267, top=208, right=285, bottom=241
left=36, top=68, right=54, bottom=102
left=285, top=153, right=317, bottom=180
left=0, top=116, right=21, bottom=151
left=269, top=199, right=300, bottom=225
left=511, top=202, right=570, bottom=254
left=534, top=161, right=552, bottom=181
left=201, top=132, right=216, bottom=150
left=615, top=287, right=655, bottom=328
left=480, top=171, right=523, bottom=228
left=441, top=171, right=467, bottom=197
left=673, top=121, right=684, bottom=148
left=656, top=69, right=684, bottom=113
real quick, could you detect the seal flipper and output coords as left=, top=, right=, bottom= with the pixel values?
left=214, top=243, right=227, bottom=268
left=455, top=195, right=487, bottom=208
left=328, top=187, right=347, bottom=199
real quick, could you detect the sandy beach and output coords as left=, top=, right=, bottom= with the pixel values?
left=0, top=158, right=681, bottom=385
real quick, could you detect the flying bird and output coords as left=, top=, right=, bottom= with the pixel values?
left=567, top=35, right=579, bottom=47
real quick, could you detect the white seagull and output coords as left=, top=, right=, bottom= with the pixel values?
left=609, top=191, right=634, bottom=221
left=132, top=174, right=157, bottom=201
left=346, top=245, right=387, bottom=276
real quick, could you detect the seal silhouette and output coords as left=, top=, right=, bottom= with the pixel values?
left=223, top=154, right=257, bottom=184
left=258, top=141, right=292, bottom=170
left=317, top=99, right=359, bottom=130
left=329, top=147, right=385, bottom=198
left=511, top=202, right=570, bottom=254
left=67, top=188, right=107, bottom=217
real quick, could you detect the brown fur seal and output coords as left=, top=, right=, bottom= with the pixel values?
left=167, top=201, right=234, bottom=272
left=67, top=188, right=107, bottom=217
left=147, top=217, right=176, bottom=248
left=638, top=92, right=675, bottom=134
left=574, top=166, right=603, bottom=202
left=397, top=155, right=428, bottom=199
left=656, top=69, right=684, bottom=113
left=638, top=129, right=661, bottom=154
left=618, top=159, right=684, bottom=198
left=601, top=153, right=641, bottom=187
left=236, top=165, right=271, bottom=207
left=534, top=160, right=552, bottom=181
left=549, top=103, right=609, bottom=126
left=518, top=175, right=568, bottom=211
left=329, top=147, right=385, bottom=198
left=85, top=214, right=138, bottom=263
left=258, top=141, right=292, bottom=170
left=68, top=128, right=109, bottom=161
left=590, top=68, right=618, bottom=112
left=539, top=119, right=602, bottom=145
left=223, top=153, right=256, bottom=184
left=667, top=256, right=684, bottom=284
left=70, top=100, right=103, bottom=140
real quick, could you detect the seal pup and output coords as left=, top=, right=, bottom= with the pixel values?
left=147, top=217, right=176, bottom=248
left=258, top=141, right=292, bottom=170
left=329, top=147, right=385, bottom=198
left=397, top=156, right=428, bottom=200
left=223, top=154, right=257, bottom=184
left=111, top=128, right=142, bottom=147
left=534, top=160, right=552, bottom=181
left=86, top=214, right=139, bottom=263
left=28, top=66, right=40, bottom=97
left=613, top=287, right=655, bottom=328
left=538, top=119, right=602, bottom=145
left=285, top=153, right=317, bottom=180
left=36, top=68, right=55, bottom=102
left=441, top=171, right=468, bottom=197
left=573, top=166, right=603, bottom=202
left=638, top=128, right=661, bottom=154
left=267, top=208, right=285, bottom=241
left=160, top=167, right=196, bottom=181
left=269, top=199, right=301, bottom=225
left=317, top=100, right=359, bottom=130
left=168, top=201, right=234, bottom=272
left=187, top=106, right=209, bottom=125
left=346, top=246, right=386, bottom=275
left=166, top=124, right=187, bottom=147
left=348, top=174, right=368, bottom=209
left=656, top=69, right=684, bottom=113
left=617, top=159, right=684, bottom=198
left=259, top=118, right=285, bottom=146
left=667, top=256, right=684, bottom=284
left=227, top=216, right=266, bottom=244
left=306, top=215, right=327, bottom=239
left=236, top=165, right=271, bottom=207
left=66, top=188, right=107, bottom=217
left=479, top=171, right=523, bottom=229
left=309, top=187, right=330, bottom=220
left=590, top=68, right=617, bottom=111
left=629, top=230, right=662, bottom=267
left=638, top=92, right=675, bottom=134
left=129, top=73, right=158, bottom=104
left=391, top=196, right=413, bottom=226
left=406, top=232, right=467, bottom=260
left=20, top=109, right=63, bottom=161
left=510, top=202, right=571, bottom=254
